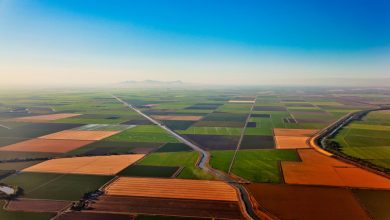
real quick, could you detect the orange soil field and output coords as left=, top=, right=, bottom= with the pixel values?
left=151, top=115, right=203, bottom=121
left=105, top=177, right=239, bottom=201
left=12, top=113, right=81, bottom=122
left=275, top=136, right=310, bottom=149
left=0, top=139, right=94, bottom=153
left=246, top=183, right=371, bottom=220
left=6, top=198, right=71, bottom=213
left=23, top=154, right=144, bottom=175
left=228, top=100, right=255, bottom=103
left=282, top=149, right=390, bottom=189
left=273, top=128, right=318, bottom=137
left=39, top=130, right=120, bottom=141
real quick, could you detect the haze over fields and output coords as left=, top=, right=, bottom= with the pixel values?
left=1, top=0, right=389, bottom=87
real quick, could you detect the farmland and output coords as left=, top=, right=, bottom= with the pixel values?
left=1, top=172, right=112, bottom=200
left=332, top=110, right=390, bottom=170
left=0, top=88, right=390, bottom=219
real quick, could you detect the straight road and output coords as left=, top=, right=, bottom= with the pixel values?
left=112, top=95, right=261, bottom=220
left=228, top=98, right=257, bottom=175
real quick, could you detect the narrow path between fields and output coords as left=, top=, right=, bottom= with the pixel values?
left=112, top=95, right=260, bottom=220
left=228, top=97, right=257, bottom=175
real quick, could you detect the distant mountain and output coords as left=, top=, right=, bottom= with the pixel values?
left=117, top=80, right=185, bottom=88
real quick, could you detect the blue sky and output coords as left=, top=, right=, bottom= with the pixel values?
left=1, top=0, right=389, bottom=85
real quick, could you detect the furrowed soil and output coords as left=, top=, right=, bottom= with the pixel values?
left=246, top=183, right=371, bottom=220
left=105, top=177, right=238, bottom=201
left=275, top=136, right=310, bottom=149
left=23, top=154, right=144, bottom=175
left=6, top=198, right=71, bottom=213
left=39, top=130, right=120, bottom=141
left=11, top=113, right=81, bottom=122
left=282, top=149, right=390, bottom=189
left=0, top=139, right=94, bottom=153
left=87, top=195, right=244, bottom=219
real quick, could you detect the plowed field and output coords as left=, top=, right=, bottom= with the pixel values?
left=275, top=136, right=310, bottom=149
left=246, top=183, right=370, bottom=220
left=6, top=198, right=71, bottom=213
left=88, top=195, right=244, bottom=219
left=12, top=113, right=81, bottom=122
left=282, top=149, right=390, bottom=189
left=0, top=139, right=93, bottom=153
left=105, top=177, right=239, bottom=201
left=39, top=130, right=120, bottom=140
left=273, top=128, right=318, bottom=136
left=23, top=154, right=144, bottom=175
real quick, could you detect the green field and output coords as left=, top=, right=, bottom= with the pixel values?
left=332, top=110, right=390, bottom=169
left=119, top=165, right=179, bottom=177
left=155, top=143, right=193, bottom=152
left=177, top=127, right=242, bottom=135
left=106, top=125, right=179, bottom=143
left=138, top=152, right=213, bottom=180
left=210, top=149, right=299, bottom=183
left=1, top=172, right=112, bottom=200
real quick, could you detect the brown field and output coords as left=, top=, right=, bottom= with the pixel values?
left=12, top=113, right=81, bottom=122
left=151, top=115, right=203, bottom=121
left=228, top=100, right=255, bottom=103
left=6, top=198, right=71, bottom=213
left=246, top=183, right=370, bottom=220
left=282, top=149, right=390, bottom=189
left=0, top=139, right=93, bottom=153
left=23, top=154, right=144, bottom=175
left=39, top=130, right=120, bottom=141
left=105, top=177, right=239, bottom=201
left=56, top=212, right=134, bottom=220
left=275, top=136, right=310, bottom=149
left=273, top=128, right=318, bottom=137
left=88, top=195, right=244, bottom=219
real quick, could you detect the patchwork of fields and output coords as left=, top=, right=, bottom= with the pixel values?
left=0, top=88, right=389, bottom=220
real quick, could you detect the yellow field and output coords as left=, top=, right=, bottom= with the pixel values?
left=39, top=130, right=120, bottom=140
left=11, top=113, right=81, bottom=122
left=105, top=177, right=239, bottom=201
left=23, top=154, right=144, bottom=175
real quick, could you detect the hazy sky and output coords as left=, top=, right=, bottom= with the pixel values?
left=1, top=0, right=389, bottom=86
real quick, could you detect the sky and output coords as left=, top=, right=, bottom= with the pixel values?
left=0, top=0, right=389, bottom=86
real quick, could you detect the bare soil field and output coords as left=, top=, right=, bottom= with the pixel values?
left=246, top=183, right=371, bottom=220
left=39, top=130, right=120, bottom=141
left=282, top=149, right=390, bottom=189
left=105, top=177, right=239, bottom=201
left=11, top=113, right=81, bottom=122
left=56, top=212, right=134, bottom=220
left=0, top=139, right=94, bottom=153
left=6, top=198, right=71, bottom=213
left=273, top=128, right=318, bottom=137
left=151, top=115, right=203, bottom=121
left=23, top=154, right=144, bottom=175
left=275, top=136, right=310, bottom=149
left=88, top=195, right=244, bottom=219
